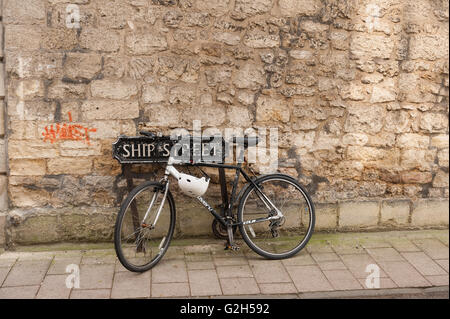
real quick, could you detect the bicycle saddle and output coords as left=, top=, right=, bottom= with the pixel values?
left=231, top=136, right=259, bottom=148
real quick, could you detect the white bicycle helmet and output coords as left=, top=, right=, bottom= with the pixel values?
left=177, top=173, right=210, bottom=197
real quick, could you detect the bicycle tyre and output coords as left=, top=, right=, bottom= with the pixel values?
left=237, top=174, right=315, bottom=259
left=114, top=181, right=176, bottom=272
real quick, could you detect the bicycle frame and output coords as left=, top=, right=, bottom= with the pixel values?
left=160, top=156, right=284, bottom=230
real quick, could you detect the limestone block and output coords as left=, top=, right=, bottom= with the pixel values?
left=411, top=200, right=449, bottom=226
left=81, top=100, right=140, bottom=120
left=278, top=0, right=323, bottom=17
left=339, top=201, right=380, bottom=228
left=380, top=200, right=410, bottom=226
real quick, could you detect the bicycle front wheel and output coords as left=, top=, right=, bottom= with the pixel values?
left=238, top=174, right=315, bottom=259
left=114, top=181, right=176, bottom=272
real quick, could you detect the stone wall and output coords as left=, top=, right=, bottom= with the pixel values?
left=1, top=0, right=9, bottom=246
left=1, top=0, right=449, bottom=246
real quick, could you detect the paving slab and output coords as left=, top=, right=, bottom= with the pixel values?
left=434, top=233, right=449, bottom=246
left=185, top=254, right=213, bottom=262
left=413, top=239, right=449, bottom=260
left=387, top=239, right=421, bottom=252
left=82, top=249, right=115, bottom=257
left=405, top=232, right=437, bottom=240
left=187, top=261, right=215, bottom=270
left=36, top=275, right=71, bottom=299
left=184, top=245, right=212, bottom=255
left=306, top=243, right=334, bottom=253
left=53, top=250, right=84, bottom=258
left=244, top=251, right=266, bottom=260
left=367, top=248, right=405, bottom=262
left=339, top=254, right=387, bottom=279
left=115, top=261, right=129, bottom=273
left=378, top=261, right=430, bottom=288
left=47, top=256, right=82, bottom=275
left=358, top=277, right=398, bottom=289
left=163, top=247, right=186, bottom=260
left=311, top=252, right=340, bottom=262
left=317, top=260, right=348, bottom=270
left=300, top=287, right=426, bottom=299
left=435, top=259, right=449, bottom=273
left=331, top=242, right=365, bottom=255
left=215, top=294, right=299, bottom=299
left=359, top=239, right=392, bottom=249
left=259, top=283, right=297, bottom=295
left=0, top=267, right=10, bottom=286
left=111, top=271, right=151, bottom=299
left=17, top=253, right=54, bottom=261
left=285, top=265, right=333, bottom=292
left=152, top=282, right=190, bottom=298
left=152, top=259, right=188, bottom=283
left=250, top=261, right=291, bottom=283
left=213, top=249, right=245, bottom=259
left=217, top=265, right=254, bottom=278
left=2, top=260, right=51, bottom=287
left=188, top=269, right=222, bottom=297
left=219, top=277, right=260, bottom=295
left=81, top=255, right=116, bottom=265
left=70, top=289, right=111, bottom=299
left=323, top=269, right=363, bottom=291
left=401, top=252, right=447, bottom=276
left=425, top=275, right=449, bottom=286
left=0, top=286, right=39, bottom=299
left=0, top=258, right=16, bottom=268
left=281, top=253, right=316, bottom=266
left=213, top=257, right=248, bottom=266
left=79, top=264, right=115, bottom=289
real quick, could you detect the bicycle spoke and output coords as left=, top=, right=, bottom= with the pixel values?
left=239, top=176, right=314, bottom=258
left=122, top=227, right=143, bottom=241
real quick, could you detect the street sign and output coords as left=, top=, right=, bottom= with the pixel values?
left=112, top=135, right=228, bottom=164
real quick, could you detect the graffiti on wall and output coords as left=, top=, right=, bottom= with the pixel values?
left=42, top=112, right=97, bottom=145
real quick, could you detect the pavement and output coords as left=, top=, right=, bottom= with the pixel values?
left=0, top=229, right=448, bottom=299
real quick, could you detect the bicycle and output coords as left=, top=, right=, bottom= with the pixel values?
left=114, top=131, right=315, bottom=272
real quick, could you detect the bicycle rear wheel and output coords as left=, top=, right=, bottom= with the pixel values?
left=114, top=181, right=176, bottom=272
left=238, top=174, right=315, bottom=259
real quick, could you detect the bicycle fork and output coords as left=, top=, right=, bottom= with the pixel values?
left=135, top=180, right=170, bottom=253
left=141, top=180, right=169, bottom=229
left=141, top=162, right=178, bottom=230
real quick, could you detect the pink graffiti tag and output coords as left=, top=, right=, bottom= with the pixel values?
left=42, top=112, right=97, bottom=145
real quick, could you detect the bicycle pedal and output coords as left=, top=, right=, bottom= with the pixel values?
left=225, top=244, right=240, bottom=251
